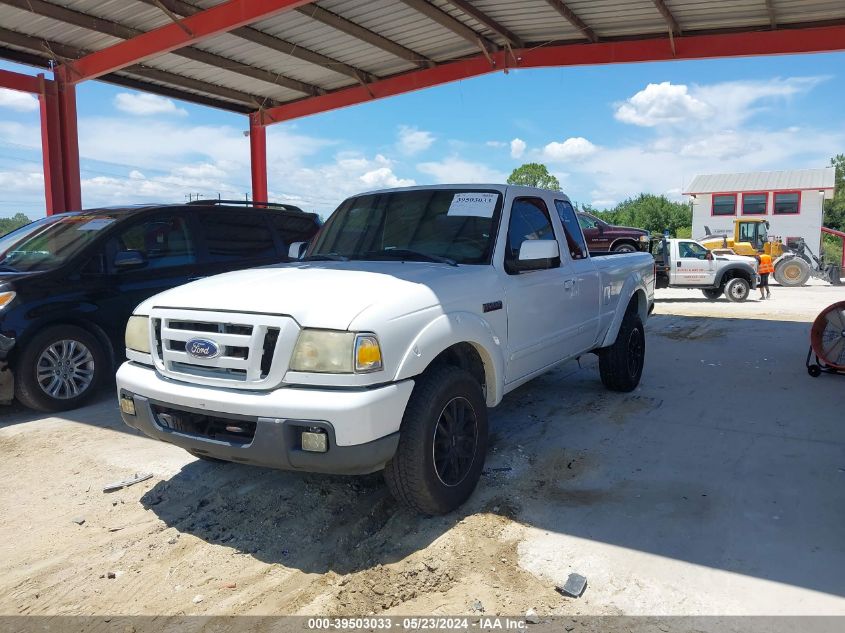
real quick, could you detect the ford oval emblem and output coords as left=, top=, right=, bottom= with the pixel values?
left=186, top=337, right=220, bottom=359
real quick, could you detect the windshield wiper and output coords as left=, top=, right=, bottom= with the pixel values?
left=301, top=253, right=349, bottom=262
left=364, top=248, right=457, bottom=267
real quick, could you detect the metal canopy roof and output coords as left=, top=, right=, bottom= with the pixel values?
left=1, top=0, right=844, bottom=121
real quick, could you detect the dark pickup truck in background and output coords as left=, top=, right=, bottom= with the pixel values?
left=577, top=212, right=650, bottom=253
left=0, top=200, right=321, bottom=412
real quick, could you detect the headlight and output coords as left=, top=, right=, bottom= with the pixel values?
left=125, top=315, right=151, bottom=354
left=638, top=234, right=649, bottom=242
left=290, top=330, right=382, bottom=374
left=0, top=290, right=15, bottom=310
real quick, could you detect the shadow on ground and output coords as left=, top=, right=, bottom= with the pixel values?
left=136, top=314, right=845, bottom=600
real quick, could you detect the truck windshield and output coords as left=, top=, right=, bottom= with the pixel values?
left=0, top=214, right=116, bottom=272
left=307, top=189, right=503, bottom=265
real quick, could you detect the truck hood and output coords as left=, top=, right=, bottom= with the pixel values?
left=717, top=253, right=757, bottom=266
left=137, top=261, right=495, bottom=329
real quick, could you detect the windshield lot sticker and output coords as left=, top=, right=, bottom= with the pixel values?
left=447, top=193, right=497, bottom=218
left=77, top=218, right=116, bottom=231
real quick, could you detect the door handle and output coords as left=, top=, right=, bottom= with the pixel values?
left=563, top=279, right=576, bottom=290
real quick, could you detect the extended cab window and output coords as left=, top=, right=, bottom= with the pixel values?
left=554, top=200, right=588, bottom=260
left=505, top=197, right=558, bottom=273
left=678, top=241, right=708, bottom=259
left=114, top=215, right=197, bottom=270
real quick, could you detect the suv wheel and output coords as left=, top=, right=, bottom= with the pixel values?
left=598, top=309, right=645, bottom=392
left=725, top=277, right=750, bottom=302
left=15, top=325, right=107, bottom=412
left=612, top=242, right=637, bottom=254
left=384, top=366, right=488, bottom=515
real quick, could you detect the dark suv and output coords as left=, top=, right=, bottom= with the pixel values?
left=0, top=200, right=321, bottom=412
left=577, top=212, right=650, bottom=253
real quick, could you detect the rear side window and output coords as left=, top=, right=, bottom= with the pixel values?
left=200, top=213, right=276, bottom=261
left=114, top=215, right=197, bottom=270
left=554, top=200, right=588, bottom=260
left=505, top=197, right=557, bottom=271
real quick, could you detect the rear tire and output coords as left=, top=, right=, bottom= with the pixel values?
left=702, top=288, right=723, bottom=300
left=598, top=310, right=645, bottom=393
left=384, top=366, right=488, bottom=515
left=14, top=325, right=107, bottom=412
left=774, top=258, right=811, bottom=287
left=725, top=277, right=750, bottom=302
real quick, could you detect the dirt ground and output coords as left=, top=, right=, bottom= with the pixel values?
left=1, top=283, right=844, bottom=619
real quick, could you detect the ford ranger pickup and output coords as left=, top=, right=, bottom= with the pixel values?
left=117, top=185, right=655, bottom=515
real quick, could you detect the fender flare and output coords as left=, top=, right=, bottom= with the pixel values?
left=608, top=238, right=639, bottom=252
left=714, top=262, right=756, bottom=286
left=599, top=274, right=649, bottom=349
left=393, top=312, right=505, bottom=407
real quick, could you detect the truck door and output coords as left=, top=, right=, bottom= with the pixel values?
left=500, top=197, right=577, bottom=383
left=671, top=240, right=716, bottom=285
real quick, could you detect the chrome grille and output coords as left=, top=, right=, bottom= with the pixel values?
left=149, top=309, right=297, bottom=389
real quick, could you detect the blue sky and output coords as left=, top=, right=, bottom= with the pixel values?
left=0, top=50, right=844, bottom=219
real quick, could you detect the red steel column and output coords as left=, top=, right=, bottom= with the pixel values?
left=56, top=68, right=82, bottom=211
left=37, top=76, right=65, bottom=215
left=249, top=113, right=268, bottom=203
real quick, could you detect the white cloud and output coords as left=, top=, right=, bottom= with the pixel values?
left=360, top=167, right=415, bottom=189
left=114, top=92, right=187, bottom=116
left=485, top=140, right=507, bottom=148
left=510, top=138, right=526, bottom=159
left=0, top=89, right=38, bottom=112
left=417, top=157, right=507, bottom=183
left=542, top=137, right=597, bottom=162
left=396, top=125, right=435, bottom=155
left=615, top=82, right=712, bottom=127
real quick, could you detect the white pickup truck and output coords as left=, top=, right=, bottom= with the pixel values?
left=117, top=185, right=654, bottom=514
left=651, top=237, right=759, bottom=302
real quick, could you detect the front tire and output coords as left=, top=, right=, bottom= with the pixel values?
left=598, top=310, right=645, bottom=393
left=702, top=288, right=723, bottom=300
left=725, top=277, right=750, bottom=302
left=384, top=366, right=488, bottom=515
left=774, top=258, right=811, bottom=287
left=612, top=242, right=637, bottom=254
left=14, top=325, right=107, bottom=412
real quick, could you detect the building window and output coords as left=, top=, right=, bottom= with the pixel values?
left=712, top=194, right=737, bottom=216
left=773, top=192, right=800, bottom=215
left=741, top=193, right=768, bottom=215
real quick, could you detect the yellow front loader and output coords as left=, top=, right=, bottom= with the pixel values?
left=699, top=218, right=837, bottom=286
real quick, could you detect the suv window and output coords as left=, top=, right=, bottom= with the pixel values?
left=554, top=200, right=588, bottom=260
left=678, top=241, right=708, bottom=259
left=114, top=215, right=196, bottom=270
left=505, top=197, right=558, bottom=272
left=201, top=212, right=276, bottom=261
left=270, top=214, right=320, bottom=248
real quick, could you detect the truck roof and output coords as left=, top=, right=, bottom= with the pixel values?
left=354, top=183, right=574, bottom=201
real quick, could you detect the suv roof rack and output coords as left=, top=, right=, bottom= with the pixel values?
left=186, top=199, right=305, bottom=213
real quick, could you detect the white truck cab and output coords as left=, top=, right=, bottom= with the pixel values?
left=117, top=184, right=655, bottom=514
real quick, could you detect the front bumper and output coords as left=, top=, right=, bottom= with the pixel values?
left=116, top=361, right=414, bottom=475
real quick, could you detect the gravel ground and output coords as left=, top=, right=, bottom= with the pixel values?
left=1, top=283, right=843, bottom=618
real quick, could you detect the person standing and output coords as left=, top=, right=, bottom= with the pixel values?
left=757, top=252, right=774, bottom=299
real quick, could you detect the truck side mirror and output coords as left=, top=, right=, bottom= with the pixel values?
left=288, top=241, right=307, bottom=260
left=516, top=240, right=559, bottom=271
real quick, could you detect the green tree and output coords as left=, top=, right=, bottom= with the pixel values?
left=824, top=154, right=845, bottom=232
left=595, top=194, right=691, bottom=237
left=0, top=213, right=31, bottom=236
left=507, top=163, right=560, bottom=190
